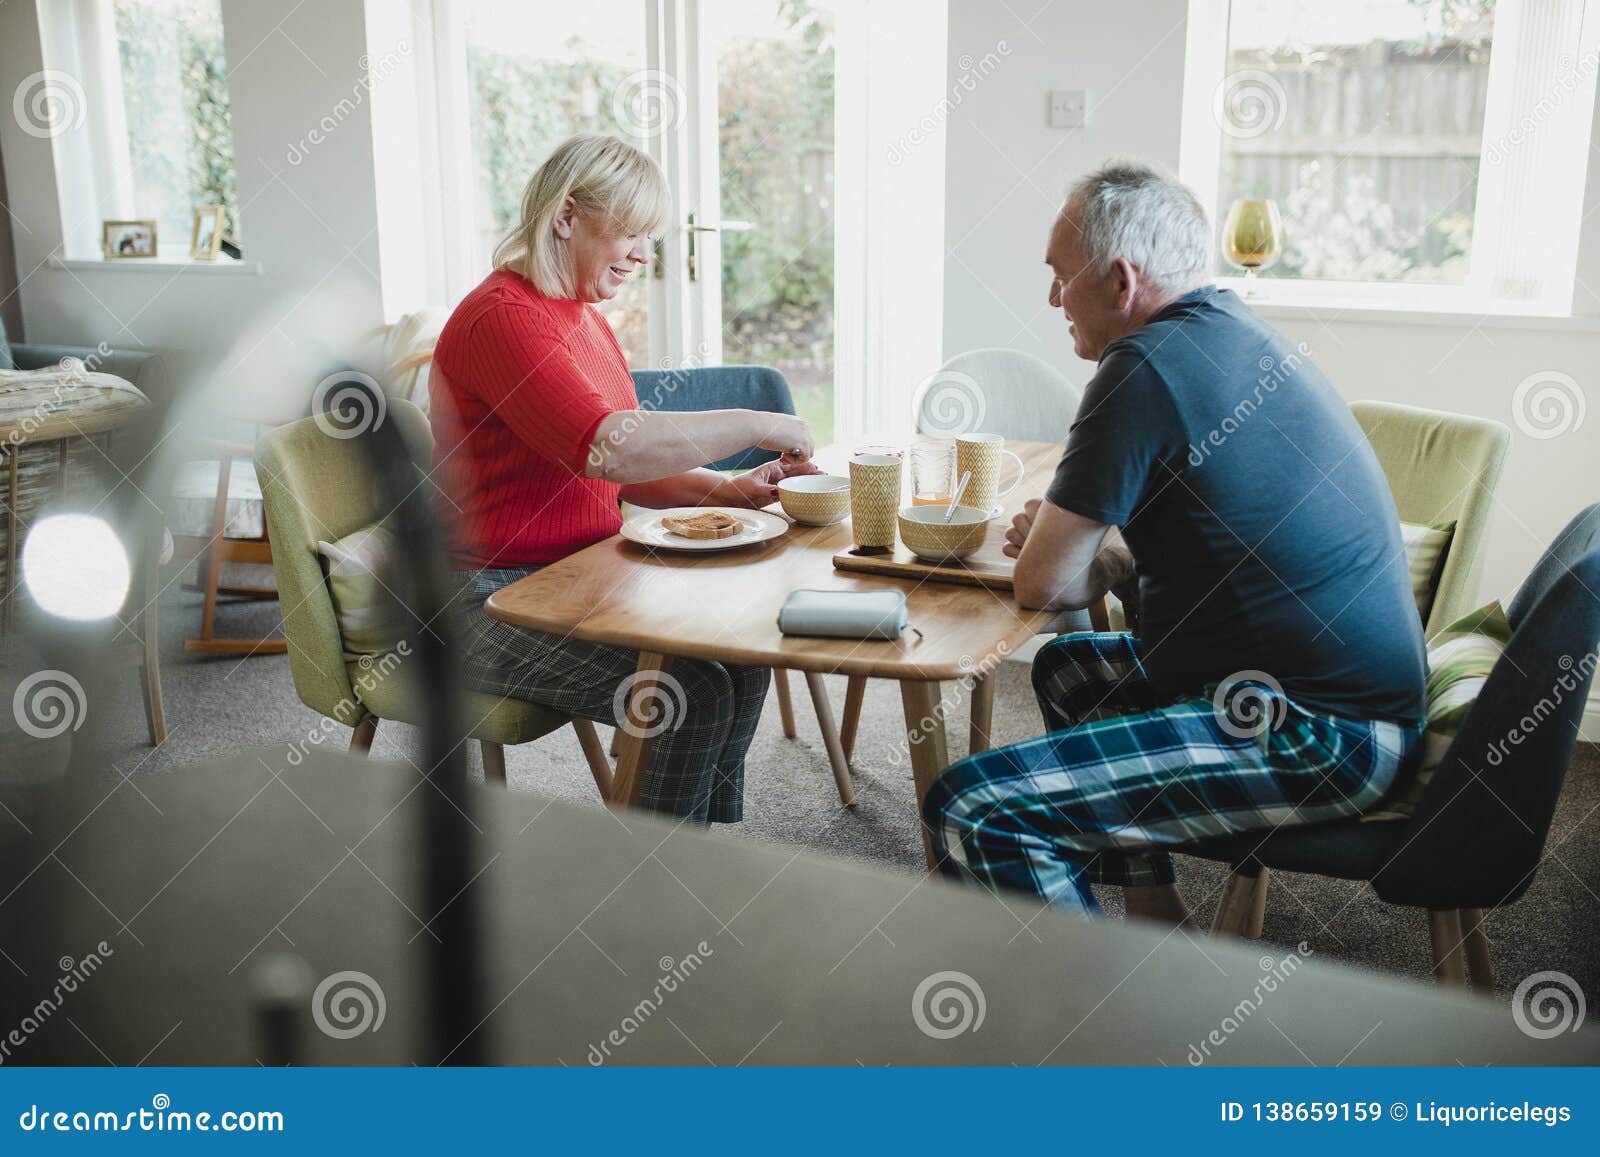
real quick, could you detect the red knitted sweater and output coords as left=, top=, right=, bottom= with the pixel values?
left=430, top=269, right=638, bottom=569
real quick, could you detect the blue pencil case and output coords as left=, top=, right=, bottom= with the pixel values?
left=777, top=589, right=908, bottom=640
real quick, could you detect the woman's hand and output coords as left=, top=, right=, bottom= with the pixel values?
left=715, top=456, right=824, bottom=508
left=752, top=413, right=816, bottom=461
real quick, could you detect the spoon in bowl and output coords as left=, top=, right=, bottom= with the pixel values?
left=943, top=470, right=973, bottom=524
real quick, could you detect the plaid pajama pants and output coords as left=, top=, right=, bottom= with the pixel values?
left=456, top=567, right=769, bottom=823
left=922, top=632, right=1423, bottom=915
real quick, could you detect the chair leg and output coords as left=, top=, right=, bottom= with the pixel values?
left=1210, top=865, right=1261, bottom=937
left=772, top=668, right=799, bottom=739
left=571, top=718, right=614, bottom=800
left=840, top=675, right=867, bottom=762
left=349, top=717, right=378, bottom=754
left=1244, top=866, right=1270, bottom=939
left=1428, top=908, right=1468, bottom=987
left=803, top=671, right=856, bottom=806
left=609, top=728, right=621, bottom=758
left=1459, top=907, right=1496, bottom=991
left=139, top=565, right=166, bottom=746
left=481, top=740, right=507, bottom=785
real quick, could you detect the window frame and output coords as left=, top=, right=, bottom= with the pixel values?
left=1179, top=0, right=1600, bottom=318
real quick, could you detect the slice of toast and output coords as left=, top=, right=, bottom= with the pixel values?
left=662, top=511, right=741, bottom=540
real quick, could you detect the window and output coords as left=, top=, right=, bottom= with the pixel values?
left=39, top=0, right=240, bottom=258
left=1183, top=0, right=1600, bottom=312
left=111, top=0, right=239, bottom=249
left=457, top=2, right=651, bottom=360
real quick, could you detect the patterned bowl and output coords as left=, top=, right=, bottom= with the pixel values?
left=778, top=474, right=851, bottom=526
left=897, top=504, right=992, bottom=562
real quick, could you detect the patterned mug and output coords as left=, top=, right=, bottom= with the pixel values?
left=848, top=450, right=903, bottom=553
left=954, top=433, right=1025, bottom=514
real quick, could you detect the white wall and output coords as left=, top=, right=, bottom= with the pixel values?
left=0, top=0, right=387, bottom=418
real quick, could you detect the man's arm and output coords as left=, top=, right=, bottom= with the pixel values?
left=1007, top=498, right=1135, bottom=612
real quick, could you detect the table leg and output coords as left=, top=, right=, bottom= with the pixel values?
left=1089, top=594, right=1111, bottom=633
left=772, top=667, right=799, bottom=739
left=968, top=670, right=996, bottom=756
left=803, top=671, right=855, bottom=807
left=899, top=680, right=949, bottom=873
left=839, top=675, right=867, bottom=762
left=610, top=651, right=673, bottom=809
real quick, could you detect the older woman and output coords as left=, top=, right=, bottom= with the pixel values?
left=430, top=133, right=816, bottom=822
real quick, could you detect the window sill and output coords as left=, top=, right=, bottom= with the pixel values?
left=1215, top=277, right=1600, bottom=332
left=48, top=255, right=263, bottom=276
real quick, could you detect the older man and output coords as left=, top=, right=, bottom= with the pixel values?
left=922, top=161, right=1427, bottom=925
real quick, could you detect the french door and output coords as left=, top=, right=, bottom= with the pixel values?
left=429, top=0, right=838, bottom=442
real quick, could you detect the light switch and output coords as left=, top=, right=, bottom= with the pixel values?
left=1049, top=89, right=1088, bottom=129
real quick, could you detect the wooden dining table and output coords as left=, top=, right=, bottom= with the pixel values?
left=486, top=439, right=1094, bottom=867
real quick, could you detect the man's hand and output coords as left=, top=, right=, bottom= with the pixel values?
left=1100, top=545, right=1141, bottom=634
left=1002, top=498, right=1042, bottom=559
left=715, top=456, right=823, bottom=508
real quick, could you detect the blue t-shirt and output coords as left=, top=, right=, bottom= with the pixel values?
left=1045, top=286, right=1426, bottom=723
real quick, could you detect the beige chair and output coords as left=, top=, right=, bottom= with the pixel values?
left=1350, top=401, right=1510, bottom=637
left=1219, top=400, right=1510, bottom=939
left=255, top=399, right=612, bottom=792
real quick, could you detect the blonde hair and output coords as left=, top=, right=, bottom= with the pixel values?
left=493, top=133, right=670, bottom=298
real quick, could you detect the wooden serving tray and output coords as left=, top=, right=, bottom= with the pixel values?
left=832, top=547, right=1017, bottom=591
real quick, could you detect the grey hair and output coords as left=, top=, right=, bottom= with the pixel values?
left=1065, top=161, right=1212, bottom=293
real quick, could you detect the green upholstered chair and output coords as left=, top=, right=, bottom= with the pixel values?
left=1350, top=400, right=1510, bottom=638
left=254, top=399, right=612, bottom=793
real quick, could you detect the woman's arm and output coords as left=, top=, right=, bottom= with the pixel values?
left=620, top=455, right=823, bottom=509
left=619, top=468, right=740, bottom=508
left=583, top=408, right=813, bottom=484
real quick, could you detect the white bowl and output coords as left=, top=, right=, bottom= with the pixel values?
left=896, top=503, right=993, bottom=562
left=778, top=474, right=851, bottom=526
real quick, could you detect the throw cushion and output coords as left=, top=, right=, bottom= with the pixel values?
left=315, top=523, right=407, bottom=659
left=1400, top=519, right=1454, bottom=623
left=1363, top=600, right=1510, bottom=822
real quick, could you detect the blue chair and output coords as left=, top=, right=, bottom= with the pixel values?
left=631, top=365, right=854, bottom=804
left=1193, top=503, right=1600, bottom=990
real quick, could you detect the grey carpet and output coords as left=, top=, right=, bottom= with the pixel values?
left=97, top=572, right=1600, bottom=1004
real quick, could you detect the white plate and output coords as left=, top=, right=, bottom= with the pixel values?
left=619, top=507, right=790, bottom=552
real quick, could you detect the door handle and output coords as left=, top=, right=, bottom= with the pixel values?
left=685, top=211, right=753, bottom=281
